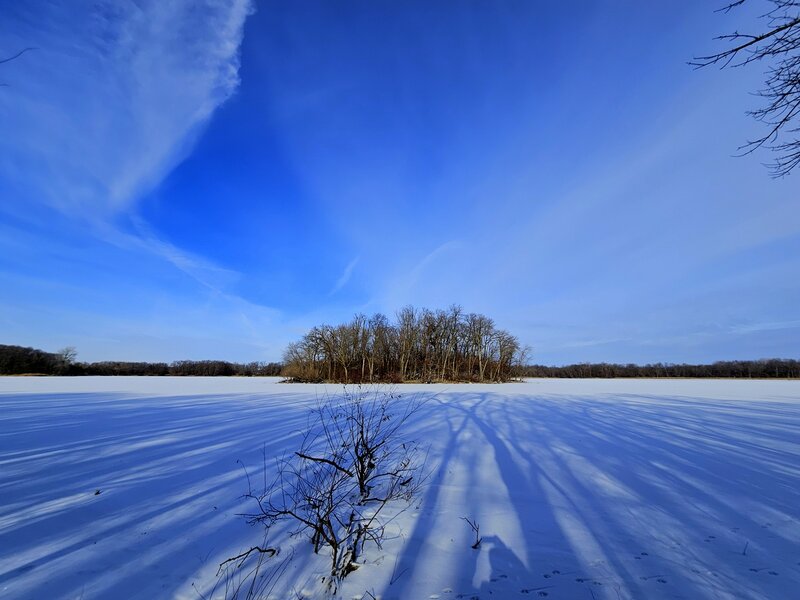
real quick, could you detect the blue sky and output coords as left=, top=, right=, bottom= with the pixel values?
left=0, top=1, right=798, bottom=365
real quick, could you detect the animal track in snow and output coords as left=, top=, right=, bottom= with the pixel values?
left=542, top=570, right=561, bottom=578
left=749, top=567, right=778, bottom=574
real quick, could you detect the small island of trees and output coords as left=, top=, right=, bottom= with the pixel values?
left=282, top=305, right=528, bottom=383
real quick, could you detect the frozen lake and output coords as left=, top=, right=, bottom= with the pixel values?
left=1, top=377, right=799, bottom=599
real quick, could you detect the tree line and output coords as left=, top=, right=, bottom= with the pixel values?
left=520, top=359, right=800, bottom=379
left=3, top=342, right=797, bottom=379
left=0, top=344, right=282, bottom=377
left=282, top=306, right=528, bottom=383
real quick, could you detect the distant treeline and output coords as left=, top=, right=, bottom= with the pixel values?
left=0, top=344, right=282, bottom=377
left=283, top=306, right=527, bottom=383
left=3, top=343, right=797, bottom=379
left=520, top=359, right=800, bottom=379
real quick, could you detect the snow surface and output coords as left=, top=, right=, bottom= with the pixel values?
left=1, top=377, right=799, bottom=599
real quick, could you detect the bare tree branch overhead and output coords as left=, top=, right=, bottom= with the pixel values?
left=0, top=47, right=36, bottom=65
left=0, top=47, right=37, bottom=87
left=692, top=1, right=800, bottom=176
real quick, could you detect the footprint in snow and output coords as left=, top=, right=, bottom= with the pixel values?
left=542, top=569, right=561, bottom=578
left=750, top=567, right=777, bottom=574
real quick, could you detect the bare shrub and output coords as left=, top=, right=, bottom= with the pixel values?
left=236, top=387, right=426, bottom=595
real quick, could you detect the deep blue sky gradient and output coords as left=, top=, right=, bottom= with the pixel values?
left=1, top=1, right=798, bottom=364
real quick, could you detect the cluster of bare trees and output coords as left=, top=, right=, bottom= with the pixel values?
left=282, top=306, right=528, bottom=383
left=0, top=344, right=77, bottom=375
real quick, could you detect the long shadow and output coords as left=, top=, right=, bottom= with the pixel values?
left=4, top=387, right=799, bottom=599
left=383, top=394, right=583, bottom=599
left=383, top=399, right=475, bottom=598
left=0, top=390, right=313, bottom=599
left=494, top=392, right=800, bottom=599
left=384, top=388, right=800, bottom=599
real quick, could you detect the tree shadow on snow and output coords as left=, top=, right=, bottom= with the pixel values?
left=382, top=389, right=800, bottom=600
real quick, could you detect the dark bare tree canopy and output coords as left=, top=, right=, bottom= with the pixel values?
left=0, top=345, right=282, bottom=376
left=282, top=305, right=529, bottom=383
left=693, top=0, right=800, bottom=176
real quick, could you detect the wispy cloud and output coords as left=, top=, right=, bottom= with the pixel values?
left=0, top=0, right=254, bottom=215
left=0, top=0, right=257, bottom=295
left=372, top=241, right=464, bottom=311
left=329, top=256, right=360, bottom=296
left=408, top=241, right=463, bottom=281
left=730, top=320, right=800, bottom=335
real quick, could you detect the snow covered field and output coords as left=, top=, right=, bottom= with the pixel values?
left=1, top=377, right=798, bottom=600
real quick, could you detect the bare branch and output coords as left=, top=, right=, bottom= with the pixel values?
left=693, top=0, right=800, bottom=175
left=0, top=47, right=36, bottom=65
left=217, top=546, right=277, bottom=573
left=294, top=452, right=354, bottom=478
left=461, top=516, right=483, bottom=549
